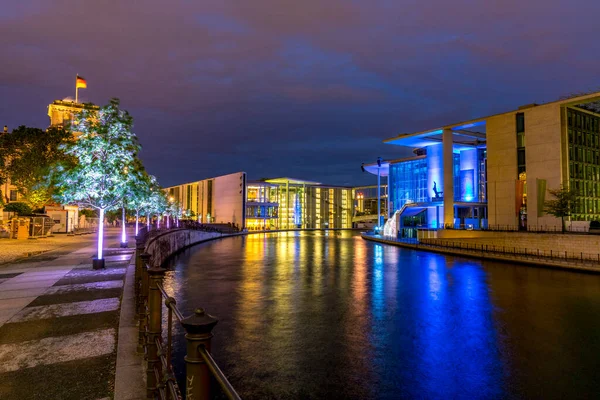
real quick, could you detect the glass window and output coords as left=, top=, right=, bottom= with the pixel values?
left=517, top=132, right=525, bottom=148
left=516, top=113, right=525, bottom=133
left=517, top=149, right=526, bottom=165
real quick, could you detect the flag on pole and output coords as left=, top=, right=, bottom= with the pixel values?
left=76, top=75, right=87, bottom=89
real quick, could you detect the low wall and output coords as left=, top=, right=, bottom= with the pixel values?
left=422, top=229, right=600, bottom=255
left=144, top=229, right=224, bottom=267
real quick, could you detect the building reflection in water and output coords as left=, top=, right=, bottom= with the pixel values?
left=164, top=231, right=600, bottom=399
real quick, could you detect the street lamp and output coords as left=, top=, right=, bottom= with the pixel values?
left=361, top=158, right=385, bottom=232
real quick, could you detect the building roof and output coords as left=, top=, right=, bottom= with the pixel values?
left=361, top=155, right=425, bottom=177
left=263, top=177, right=322, bottom=185
left=384, top=90, right=600, bottom=148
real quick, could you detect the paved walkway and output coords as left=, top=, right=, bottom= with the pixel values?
left=0, top=233, right=99, bottom=265
left=0, top=228, right=137, bottom=400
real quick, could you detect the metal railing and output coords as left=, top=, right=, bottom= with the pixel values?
left=135, top=234, right=241, bottom=400
left=419, top=238, right=600, bottom=266
left=443, top=223, right=592, bottom=234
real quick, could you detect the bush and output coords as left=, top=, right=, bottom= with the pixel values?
left=4, top=202, right=33, bottom=215
left=79, top=209, right=97, bottom=218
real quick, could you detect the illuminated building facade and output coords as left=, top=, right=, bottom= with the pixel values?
left=167, top=175, right=353, bottom=230
left=167, top=172, right=246, bottom=227
left=363, top=91, right=600, bottom=232
left=48, top=100, right=98, bottom=127
left=246, top=178, right=353, bottom=230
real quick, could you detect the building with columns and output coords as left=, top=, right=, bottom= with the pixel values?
left=166, top=175, right=353, bottom=230
left=48, top=99, right=99, bottom=128
left=363, top=91, right=600, bottom=232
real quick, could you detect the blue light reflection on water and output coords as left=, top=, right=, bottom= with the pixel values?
left=366, top=245, right=503, bottom=399
left=163, top=231, right=600, bottom=399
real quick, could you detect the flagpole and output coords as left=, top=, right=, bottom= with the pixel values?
left=75, top=74, right=78, bottom=104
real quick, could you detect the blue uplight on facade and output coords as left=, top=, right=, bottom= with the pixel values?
left=451, top=121, right=486, bottom=131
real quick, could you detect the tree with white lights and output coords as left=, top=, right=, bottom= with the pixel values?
left=52, top=99, right=141, bottom=268
left=145, top=186, right=168, bottom=229
left=129, top=170, right=160, bottom=236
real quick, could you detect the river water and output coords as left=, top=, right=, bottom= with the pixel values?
left=163, top=231, right=600, bottom=399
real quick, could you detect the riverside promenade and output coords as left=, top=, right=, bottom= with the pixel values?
left=0, top=228, right=137, bottom=400
left=362, top=233, right=600, bottom=273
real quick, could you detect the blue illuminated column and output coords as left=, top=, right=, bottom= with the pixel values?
left=427, top=144, right=443, bottom=202
left=427, top=144, right=443, bottom=228
left=459, top=149, right=478, bottom=202
left=443, top=129, right=455, bottom=227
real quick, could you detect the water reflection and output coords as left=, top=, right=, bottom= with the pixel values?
left=164, top=231, right=600, bottom=399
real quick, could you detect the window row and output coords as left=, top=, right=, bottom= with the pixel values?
left=568, top=129, right=600, bottom=148
left=570, top=163, right=600, bottom=181
left=569, top=147, right=600, bottom=165
left=570, top=180, right=600, bottom=197
left=246, top=206, right=278, bottom=218
left=568, top=111, right=600, bottom=132
left=572, top=214, right=600, bottom=221
left=571, top=198, right=600, bottom=216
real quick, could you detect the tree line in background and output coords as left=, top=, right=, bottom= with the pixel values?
left=0, top=98, right=184, bottom=265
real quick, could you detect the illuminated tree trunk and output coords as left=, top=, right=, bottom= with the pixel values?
left=121, top=205, right=127, bottom=245
left=135, top=209, right=139, bottom=236
left=98, top=208, right=105, bottom=259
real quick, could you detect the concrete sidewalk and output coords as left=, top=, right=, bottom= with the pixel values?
left=0, top=228, right=137, bottom=400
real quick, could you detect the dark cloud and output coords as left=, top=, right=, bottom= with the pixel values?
left=1, top=0, right=599, bottom=187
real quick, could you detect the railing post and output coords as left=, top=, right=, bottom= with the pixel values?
left=138, top=253, right=151, bottom=353
left=134, top=238, right=145, bottom=306
left=181, top=308, right=219, bottom=400
left=146, top=266, right=166, bottom=398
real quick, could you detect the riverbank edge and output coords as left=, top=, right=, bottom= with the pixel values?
left=115, top=227, right=360, bottom=399
left=361, top=234, right=600, bottom=274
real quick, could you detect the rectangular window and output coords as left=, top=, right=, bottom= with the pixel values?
left=517, top=148, right=526, bottom=165
left=516, top=113, right=525, bottom=133
left=9, top=190, right=18, bottom=201
left=517, top=132, right=525, bottom=148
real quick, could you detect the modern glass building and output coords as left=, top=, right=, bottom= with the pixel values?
left=167, top=176, right=353, bottom=230
left=567, top=107, right=600, bottom=221
left=363, top=91, right=600, bottom=232
left=246, top=178, right=353, bottom=230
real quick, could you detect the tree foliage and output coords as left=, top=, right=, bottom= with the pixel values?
left=125, top=159, right=156, bottom=214
left=544, top=186, right=578, bottom=232
left=0, top=126, right=72, bottom=209
left=52, top=99, right=141, bottom=212
left=3, top=202, right=33, bottom=216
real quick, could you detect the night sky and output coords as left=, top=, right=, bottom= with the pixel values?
left=1, top=1, right=599, bottom=187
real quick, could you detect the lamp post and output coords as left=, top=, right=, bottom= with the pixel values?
left=361, top=158, right=384, bottom=232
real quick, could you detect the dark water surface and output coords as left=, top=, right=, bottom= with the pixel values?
left=163, top=231, right=600, bottom=399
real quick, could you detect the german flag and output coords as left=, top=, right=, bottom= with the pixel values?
left=76, top=75, right=87, bottom=89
